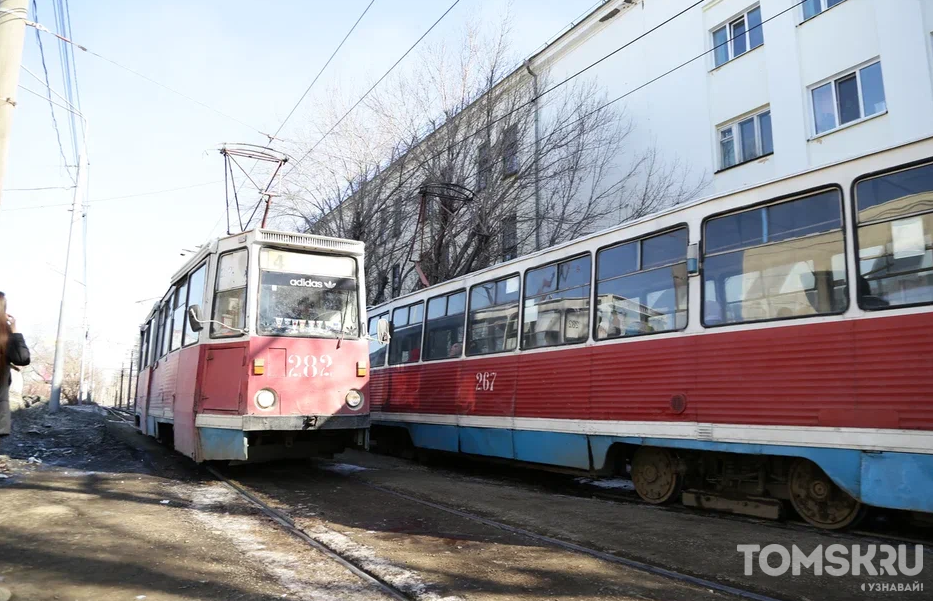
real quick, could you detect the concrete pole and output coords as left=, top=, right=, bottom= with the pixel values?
left=523, top=60, right=542, bottom=252
left=0, top=0, right=29, bottom=211
left=48, top=134, right=88, bottom=413
left=118, top=364, right=124, bottom=409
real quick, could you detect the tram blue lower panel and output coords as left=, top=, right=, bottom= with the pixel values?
left=406, top=423, right=459, bottom=452
left=459, top=427, right=513, bottom=459
left=199, top=427, right=248, bottom=461
left=513, top=430, right=590, bottom=469
left=376, top=420, right=933, bottom=514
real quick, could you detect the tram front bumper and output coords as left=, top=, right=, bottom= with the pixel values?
left=195, top=413, right=370, bottom=431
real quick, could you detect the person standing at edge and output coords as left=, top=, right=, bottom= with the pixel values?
left=0, top=291, right=30, bottom=438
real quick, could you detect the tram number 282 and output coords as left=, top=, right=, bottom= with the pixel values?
left=475, top=372, right=497, bottom=392
left=288, top=354, right=334, bottom=378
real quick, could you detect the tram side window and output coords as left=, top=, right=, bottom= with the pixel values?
left=160, top=296, right=173, bottom=357
left=702, top=189, right=847, bottom=325
left=212, top=249, right=248, bottom=337
left=170, top=278, right=187, bottom=352
left=149, top=317, right=160, bottom=363
left=368, top=312, right=388, bottom=368
left=388, top=302, right=424, bottom=365
left=184, top=263, right=207, bottom=346
left=523, top=255, right=591, bottom=349
left=596, top=228, right=688, bottom=339
left=467, top=275, right=520, bottom=356
left=854, top=161, right=933, bottom=309
left=424, top=290, right=466, bottom=360
left=139, top=328, right=148, bottom=369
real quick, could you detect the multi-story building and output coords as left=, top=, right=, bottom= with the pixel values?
left=317, top=0, right=933, bottom=302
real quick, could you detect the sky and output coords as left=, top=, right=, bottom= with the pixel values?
left=0, top=0, right=599, bottom=379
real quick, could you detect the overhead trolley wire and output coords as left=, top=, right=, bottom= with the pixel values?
left=283, top=0, right=462, bottom=179
left=25, top=20, right=266, bottom=137
left=394, top=0, right=807, bottom=183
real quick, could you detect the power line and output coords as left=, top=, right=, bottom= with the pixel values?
left=3, top=184, right=73, bottom=191
left=284, top=0, right=462, bottom=179
left=30, top=0, right=74, bottom=183
left=272, top=0, right=377, bottom=144
left=397, top=0, right=805, bottom=189
left=0, top=180, right=222, bottom=212
left=26, top=19, right=266, bottom=136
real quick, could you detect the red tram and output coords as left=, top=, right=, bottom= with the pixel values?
left=367, top=139, right=933, bottom=529
left=134, top=229, right=371, bottom=462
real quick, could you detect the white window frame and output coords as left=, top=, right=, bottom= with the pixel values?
left=711, top=5, right=763, bottom=68
left=808, top=60, right=886, bottom=138
left=801, top=0, right=848, bottom=22
left=717, top=107, right=772, bottom=171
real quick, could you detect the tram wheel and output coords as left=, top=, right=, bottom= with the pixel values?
left=788, top=459, right=864, bottom=530
left=631, top=447, right=682, bottom=504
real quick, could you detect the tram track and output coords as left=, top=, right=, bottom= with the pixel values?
left=206, top=466, right=411, bottom=601
left=395, top=451, right=933, bottom=551
left=211, top=461, right=789, bottom=601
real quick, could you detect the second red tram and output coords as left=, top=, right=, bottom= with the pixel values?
left=134, top=229, right=371, bottom=462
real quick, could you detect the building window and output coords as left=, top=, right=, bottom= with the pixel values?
left=392, top=202, right=402, bottom=238
left=596, top=228, right=688, bottom=339
left=391, top=263, right=401, bottom=298
left=811, top=61, right=885, bottom=135
left=854, top=161, right=933, bottom=310
left=501, top=212, right=518, bottom=262
left=502, top=125, right=519, bottom=176
left=803, top=0, right=847, bottom=21
left=703, top=189, right=847, bottom=326
left=388, top=302, right=424, bottom=365
left=712, top=6, right=763, bottom=68
left=522, top=255, right=591, bottom=349
left=424, top=290, right=466, bottom=360
left=718, top=108, right=772, bottom=170
left=477, top=143, right=490, bottom=191
left=467, top=275, right=520, bottom=356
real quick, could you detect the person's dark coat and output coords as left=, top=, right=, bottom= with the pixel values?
left=1, top=333, right=31, bottom=436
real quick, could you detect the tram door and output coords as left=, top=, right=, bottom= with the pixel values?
left=199, top=346, right=248, bottom=412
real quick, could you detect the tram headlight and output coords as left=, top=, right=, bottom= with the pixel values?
left=255, top=388, right=277, bottom=410
left=345, top=389, right=363, bottom=409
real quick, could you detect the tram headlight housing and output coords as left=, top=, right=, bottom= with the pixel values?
left=255, top=388, right=277, bottom=410
left=345, top=389, right=363, bottom=409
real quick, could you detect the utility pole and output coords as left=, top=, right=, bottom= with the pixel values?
left=118, top=364, right=124, bottom=409
left=48, top=123, right=87, bottom=413
left=0, top=0, right=29, bottom=211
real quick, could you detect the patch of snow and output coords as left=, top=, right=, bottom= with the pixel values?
left=574, top=477, right=635, bottom=491
left=320, top=463, right=369, bottom=475
left=159, top=500, right=171, bottom=505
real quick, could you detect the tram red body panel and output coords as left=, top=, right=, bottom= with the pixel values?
left=371, top=312, right=933, bottom=430
left=245, top=337, right=370, bottom=416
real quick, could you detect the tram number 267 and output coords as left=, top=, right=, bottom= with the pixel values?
left=288, top=354, right=333, bottom=378
left=475, top=372, right=497, bottom=392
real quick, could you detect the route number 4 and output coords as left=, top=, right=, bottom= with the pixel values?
left=288, top=354, right=333, bottom=378
left=475, top=372, right=497, bottom=392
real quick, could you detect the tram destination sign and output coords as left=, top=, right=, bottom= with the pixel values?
left=261, top=271, right=356, bottom=291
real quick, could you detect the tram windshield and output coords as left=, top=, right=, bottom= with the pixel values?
left=257, top=248, right=360, bottom=338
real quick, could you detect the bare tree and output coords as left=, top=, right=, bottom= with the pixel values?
left=275, top=16, right=708, bottom=303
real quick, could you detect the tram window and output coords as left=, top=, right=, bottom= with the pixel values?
left=139, top=328, right=148, bottom=369
left=149, top=317, right=160, bottom=363
left=596, top=228, right=688, bottom=340
left=703, top=189, right=847, bottom=325
left=170, top=278, right=187, bottom=352
left=160, top=295, right=173, bottom=357
left=184, top=263, right=207, bottom=346
left=523, top=255, right=591, bottom=349
left=388, top=302, right=424, bottom=365
left=467, top=275, right=520, bottom=356
left=368, top=312, right=388, bottom=368
left=211, top=249, right=248, bottom=338
left=424, top=290, right=466, bottom=360
left=855, top=161, right=933, bottom=309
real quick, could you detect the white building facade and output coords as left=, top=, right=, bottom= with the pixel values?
left=533, top=0, right=933, bottom=196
